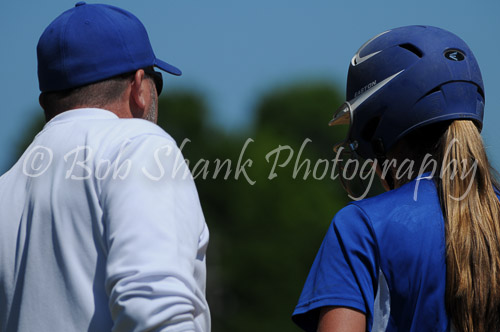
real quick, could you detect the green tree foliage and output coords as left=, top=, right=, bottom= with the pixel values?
left=158, top=82, right=350, bottom=332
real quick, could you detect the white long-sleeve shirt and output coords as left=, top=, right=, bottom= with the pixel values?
left=0, top=108, right=210, bottom=332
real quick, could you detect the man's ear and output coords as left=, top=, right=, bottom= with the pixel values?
left=130, top=69, right=148, bottom=114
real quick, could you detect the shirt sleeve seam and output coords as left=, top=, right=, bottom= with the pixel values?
left=347, top=202, right=382, bottom=273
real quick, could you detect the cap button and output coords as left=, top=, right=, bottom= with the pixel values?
left=75, top=1, right=86, bottom=7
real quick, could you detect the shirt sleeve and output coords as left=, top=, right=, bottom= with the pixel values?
left=292, top=203, right=379, bottom=332
left=98, top=134, right=208, bottom=332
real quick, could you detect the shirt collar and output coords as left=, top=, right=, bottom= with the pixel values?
left=44, top=108, right=119, bottom=129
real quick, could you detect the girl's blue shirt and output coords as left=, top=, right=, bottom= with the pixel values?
left=293, top=174, right=450, bottom=332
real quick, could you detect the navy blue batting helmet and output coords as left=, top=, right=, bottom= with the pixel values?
left=330, top=25, right=484, bottom=160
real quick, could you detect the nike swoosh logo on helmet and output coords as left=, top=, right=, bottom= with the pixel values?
left=350, top=70, right=404, bottom=111
left=351, top=30, right=391, bottom=66
left=329, top=70, right=405, bottom=127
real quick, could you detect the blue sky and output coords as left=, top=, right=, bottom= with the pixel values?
left=1, top=0, right=499, bottom=173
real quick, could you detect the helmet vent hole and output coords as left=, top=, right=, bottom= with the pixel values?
left=399, top=43, right=423, bottom=58
left=423, top=86, right=442, bottom=99
left=477, top=86, right=485, bottom=99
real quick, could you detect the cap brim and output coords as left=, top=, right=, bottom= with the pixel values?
left=155, top=58, right=182, bottom=76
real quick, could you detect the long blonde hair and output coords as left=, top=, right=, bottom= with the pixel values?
left=438, top=120, right=500, bottom=331
left=388, top=119, right=500, bottom=330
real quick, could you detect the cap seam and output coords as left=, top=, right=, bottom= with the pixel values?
left=100, top=6, right=136, bottom=71
left=60, top=8, right=77, bottom=89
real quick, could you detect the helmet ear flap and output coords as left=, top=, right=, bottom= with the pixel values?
left=359, top=116, right=385, bottom=158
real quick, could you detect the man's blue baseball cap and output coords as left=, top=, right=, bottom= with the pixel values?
left=37, top=1, right=182, bottom=93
